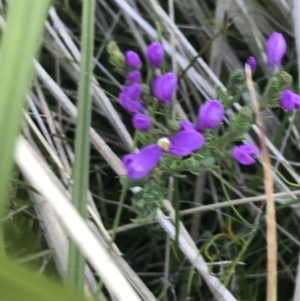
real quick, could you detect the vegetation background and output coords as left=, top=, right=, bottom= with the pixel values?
left=1, top=0, right=300, bottom=301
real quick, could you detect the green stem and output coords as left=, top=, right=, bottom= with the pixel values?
left=174, top=177, right=180, bottom=252
left=156, top=283, right=171, bottom=301
left=132, top=131, right=139, bottom=152
left=223, top=227, right=259, bottom=287
left=218, top=164, right=254, bottom=228
left=67, top=0, right=95, bottom=291
left=108, top=183, right=128, bottom=251
left=96, top=183, right=128, bottom=298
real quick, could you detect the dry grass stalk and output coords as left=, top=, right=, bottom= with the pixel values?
left=15, top=136, right=141, bottom=301
left=245, top=65, right=277, bottom=301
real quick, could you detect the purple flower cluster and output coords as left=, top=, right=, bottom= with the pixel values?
left=245, top=31, right=287, bottom=73
left=119, top=41, right=261, bottom=179
left=123, top=130, right=205, bottom=179
left=122, top=98, right=227, bottom=179
left=119, top=41, right=174, bottom=133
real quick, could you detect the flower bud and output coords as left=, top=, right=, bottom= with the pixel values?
left=132, top=113, right=151, bottom=131
left=147, top=42, right=164, bottom=68
left=266, top=32, right=287, bottom=71
left=127, top=70, right=141, bottom=83
left=122, top=83, right=142, bottom=100
left=198, top=100, right=224, bottom=130
left=152, top=72, right=177, bottom=103
left=118, top=93, right=144, bottom=113
left=107, top=41, right=125, bottom=69
left=280, top=89, right=300, bottom=111
left=246, top=56, right=257, bottom=71
left=232, top=144, right=259, bottom=165
left=125, top=50, right=142, bottom=68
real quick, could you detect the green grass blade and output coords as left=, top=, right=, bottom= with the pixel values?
left=0, top=254, right=87, bottom=301
left=67, top=0, right=95, bottom=291
left=0, top=0, right=51, bottom=254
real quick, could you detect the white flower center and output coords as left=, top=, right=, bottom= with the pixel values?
left=157, top=137, right=170, bottom=152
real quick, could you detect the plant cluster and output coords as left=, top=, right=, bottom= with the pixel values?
left=108, top=31, right=295, bottom=222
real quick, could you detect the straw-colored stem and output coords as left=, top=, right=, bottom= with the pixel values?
left=245, top=65, right=277, bottom=301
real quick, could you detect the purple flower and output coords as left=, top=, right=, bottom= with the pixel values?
left=280, top=89, right=300, bottom=111
left=125, top=50, right=142, bottom=68
left=266, top=32, right=287, bottom=69
left=122, top=83, right=142, bottom=100
left=147, top=42, right=164, bottom=68
left=123, top=131, right=205, bottom=179
left=132, top=113, right=151, bottom=131
left=127, top=70, right=141, bottom=83
left=122, top=144, right=163, bottom=179
left=118, top=92, right=144, bottom=113
left=179, top=120, right=196, bottom=131
left=153, top=72, right=177, bottom=103
left=232, top=144, right=259, bottom=165
left=198, top=100, right=224, bottom=130
left=169, top=131, right=205, bottom=157
left=246, top=56, right=257, bottom=71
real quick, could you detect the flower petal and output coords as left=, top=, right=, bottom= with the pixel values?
left=179, top=120, right=196, bottom=131
left=266, top=32, right=287, bottom=68
left=246, top=56, right=257, bottom=71
left=147, top=42, right=164, bottom=68
left=161, top=72, right=177, bottom=102
left=152, top=75, right=165, bottom=100
left=122, top=144, right=163, bottom=179
left=152, top=73, right=177, bottom=103
left=127, top=70, right=141, bottom=83
left=118, top=92, right=144, bottom=113
left=125, top=50, right=142, bottom=68
left=232, top=144, right=259, bottom=165
left=169, top=131, right=205, bottom=157
left=280, top=89, right=295, bottom=111
left=122, top=83, right=142, bottom=99
left=132, top=113, right=151, bottom=131
left=198, top=100, right=224, bottom=130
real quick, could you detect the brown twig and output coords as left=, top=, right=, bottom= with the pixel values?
left=245, top=65, right=277, bottom=301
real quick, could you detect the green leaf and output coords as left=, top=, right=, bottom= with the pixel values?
left=120, top=176, right=146, bottom=189
left=131, top=183, right=168, bottom=222
left=0, top=0, right=51, bottom=255
left=201, top=157, right=215, bottom=168
left=0, top=255, right=87, bottom=301
left=11, top=178, right=40, bottom=194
